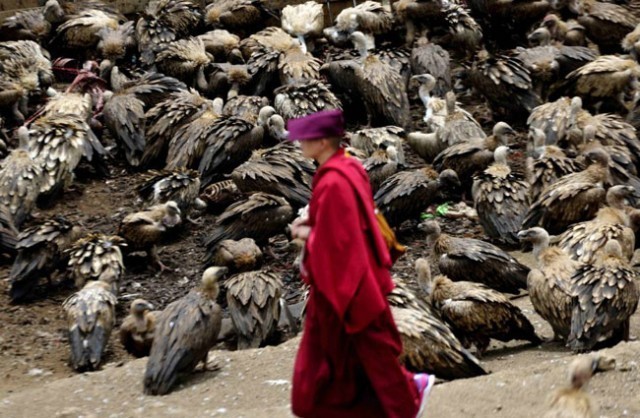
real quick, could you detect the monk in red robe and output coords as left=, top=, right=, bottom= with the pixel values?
left=288, top=110, right=434, bottom=418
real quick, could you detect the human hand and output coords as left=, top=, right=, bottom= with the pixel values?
left=291, top=223, right=311, bottom=241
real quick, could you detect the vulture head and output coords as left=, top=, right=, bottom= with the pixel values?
left=437, top=168, right=461, bottom=189
left=568, top=355, right=597, bottom=390
left=201, top=266, right=228, bottom=299
left=445, top=91, right=457, bottom=114
left=161, top=201, right=182, bottom=229
left=494, top=146, right=510, bottom=165
left=420, top=220, right=442, bottom=242
left=17, top=126, right=29, bottom=149
left=493, top=122, right=515, bottom=145
left=348, top=31, right=371, bottom=58
left=386, top=145, right=399, bottom=162
left=267, top=114, right=288, bottom=141
left=411, top=74, right=436, bottom=93
left=528, top=27, right=551, bottom=47
left=517, top=227, right=550, bottom=245
left=130, top=299, right=154, bottom=317
left=583, top=148, right=610, bottom=168
left=606, top=185, right=636, bottom=208
left=257, top=106, right=277, bottom=127
left=43, top=0, right=65, bottom=23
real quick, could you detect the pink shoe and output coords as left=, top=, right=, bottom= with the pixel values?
left=414, top=373, right=435, bottom=418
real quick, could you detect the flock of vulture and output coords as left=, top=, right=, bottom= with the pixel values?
left=0, top=0, right=639, bottom=412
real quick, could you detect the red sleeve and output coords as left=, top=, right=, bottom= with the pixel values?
left=305, top=172, right=388, bottom=333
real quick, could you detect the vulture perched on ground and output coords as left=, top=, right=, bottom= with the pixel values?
left=570, top=0, right=639, bottom=54
left=518, top=227, right=579, bottom=342
left=204, top=192, right=293, bottom=262
left=118, top=201, right=182, bottom=272
left=144, top=267, right=225, bottom=395
left=422, top=258, right=542, bottom=357
left=568, top=240, right=639, bottom=353
left=374, top=168, right=461, bottom=227
left=436, top=91, right=486, bottom=151
left=155, top=37, right=211, bottom=85
left=210, top=238, right=263, bottom=273
left=200, top=179, right=243, bottom=214
left=273, top=79, right=342, bottom=122
left=120, top=299, right=158, bottom=358
left=67, top=233, right=126, bottom=295
left=434, top=122, right=514, bottom=192
left=422, top=220, right=529, bottom=294
left=410, top=35, right=451, bottom=97
left=472, top=146, right=531, bottom=246
left=0, top=145, right=44, bottom=228
left=349, top=126, right=407, bottom=163
left=556, top=185, right=636, bottom=264
left=9, top=217, right=81, bottom=303
left=137, top=168, right=206, bottom=218
left=526, top=127, right=584, bottom=201
left=389, top=260, right=488, bottom=380
left=62, top=280, right=117, bottom=371
left=225, top=269, right=283, bottom=349
left=363, top=146, right=402, bottom=193
left=231, top=141, right=315, bottom=208
left=0, top=9, right=52, bottom=43
left=523, top=148, right=610, bottom=235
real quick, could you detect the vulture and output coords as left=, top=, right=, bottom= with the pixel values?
left=526, top=128, right=584, bottom=201
left=281, top=1, right=324, bottom=54
left=394, top=0, right=445, bottom=46
left=204, top=192, right=293, bottom=262
left=137, top=168, right=207, bottom=218
left=0, top=145, right=44, bottom=228
left=231, top=141, right=315, bottom=208
left=349, top=126, right=407, bottom=163
left=144, top=267, right=225, bottom=395
left=204, top=0, right=270, bottom=33
left=198, top=29, right=242, bottom=63
left=389, top=260, right=488, bottom=380
left=556, top=185, right=636, bottom=264
left=518, top=227, right=579, bottom=342
left=543, top=355, right=600, bottom=418
left=527, top=96, right=584, bottom=146
left=117, top=201, right=182, bottom=272
left=120, top=299, right=159, bottom=358
left=322, top=31, right=410, bottom=129
left=155, top=37, right=211, bottom=85
left=374, top=168, right=461, bottom=227
left=423, top=258, right=542, bottom=357
left=53, top=9, right=122, bottom=51
left=436, top=91, right=486, bottom=151
left=555, top=55, right=640, bottom=114
left=324, top=0, right=393, bottom=46
left=9, top=217, right=81, bottom=303
left=472, top=146, right=531, bottom=246
left=0, top=40, right=54, bottom=96
left=410, top=35, right=451, bottom=98
left=571, top=0, right=639, bottom=54
left=0, top=9, right=52, bottom=42
left=24, top=112, right=106, bottom=201
left=200, top=179, right=243, bottom=214
left=225, top=269, right=283, bottom=349
left=142, top=90, right=220, bottom=168
left=440, top=2, right=483, bottom=57
left=273, top=79, right=342, bottom=122
left=363, top=146, right=402, bottom=193
left=568, top=240, right=639, bottom=352
left=97, top=21, right=136, bottom=63
left=102, top=67, right=186, bottom=167
left=210, top=238, right=263, bottom=273
left=465, top=50, right=541, bottom=124
left=62, top=280, right=117, bottom=371
left=135, top=0, right=203, bottom=66
left=434, top=122, right=515, bottom=192
left=0, top=79, right=27, bottom=124
left=422, top=220, right=529, bottom=294
left=523, top=148, right=610, bottom=235
left=66, top=233, right=126, bottom=295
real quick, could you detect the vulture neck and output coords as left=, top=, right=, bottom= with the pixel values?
left=418, top=85, right=432, bottom=121
left=297, top=35, right=307, bottom=54
left=196, top=66, right=209, bottom=92
left=532, top=237, right=549, bottom=262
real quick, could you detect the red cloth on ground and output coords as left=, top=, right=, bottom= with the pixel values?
left=291, top=149, right=419, bottom=418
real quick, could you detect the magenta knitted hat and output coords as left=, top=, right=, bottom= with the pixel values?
left=287, top=109, right=345, bottom=141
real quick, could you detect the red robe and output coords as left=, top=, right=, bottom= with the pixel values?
left=292, top=149, right=419, bottom=418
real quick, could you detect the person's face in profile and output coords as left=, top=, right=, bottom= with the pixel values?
left=300, top=138, right=326, bottom=160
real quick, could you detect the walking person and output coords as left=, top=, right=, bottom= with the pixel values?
left=288, top=109, right=434, bottom=418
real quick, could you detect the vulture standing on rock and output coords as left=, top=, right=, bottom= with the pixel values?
left=9, top=217, right=81, bottom=303
left=62, top=280, right=117, bottom=371
left=120, top=299, right=158, bottom=358
left=389, top=259, right=488, bottom=380
left=144, top=267, right=225, bottom=395
left=422, top=220, right=529, bottom=294
left=422, top=257, right=542, bottom=357
left=556, top=185, right=636, bottom=264
left=523, top=148, right=610, bottom=235
left=374, top=168, right=461, bottom=228
left=472, top=146, right=531, bottom=246
left=117, top=201, right=182, bottom=272
left=568, top=240, right=639, bottom=353
left=204, top=192, right=293, bottom=262
left=518, top=227, right=579, bottom=342
left=66, top=233, right=126, bottom=295
left=225, top=269, right=283, bottom=349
